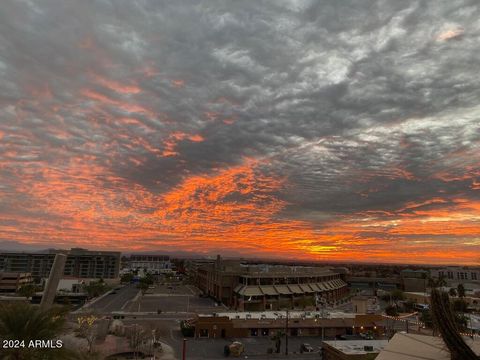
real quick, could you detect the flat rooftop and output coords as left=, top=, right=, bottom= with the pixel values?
left=199, top=310, right=356, bottom=320
left=323, top=340, right=388, bottom=354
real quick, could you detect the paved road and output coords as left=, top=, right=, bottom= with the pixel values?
left=177, top=336, right=327, bottom=359
left=121, top=318, right=327, bottom=360
left=88, top=283, right=140, bottom=313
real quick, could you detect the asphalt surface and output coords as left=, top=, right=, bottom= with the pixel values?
left=175, top=335, right=328, bottom=359
left=138, top=293, right=220, bottom=313
left=82, top=283, right=347, bottom=359
left=121, top=318, right=328, bottom=360
left=87, top=283, right=140, bottom=313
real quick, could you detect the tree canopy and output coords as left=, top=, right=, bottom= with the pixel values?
left=0, top=302, right=71, bottom=359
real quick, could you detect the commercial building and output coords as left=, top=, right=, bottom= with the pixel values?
left=400, top=269, right=429, bottom=293
left=431, top=266, right=480, bottom=284
left=351, top=296, right=380, bottom=314
left=322, top=340, right=388, bottom=360
left=128, top=254, right=172, bottom=274
left=0, top=248, right=121, bottom=280
left=191, top=311, right=384, bottom=339
left=184, top=258, right=215, bottom=280
left=376, top=332, right=480, bottom=360
left=196, top=256, right=349, bottom=310
left=346, top=276, right=401, bottom=294
left=0, top=272, right=33, bottom=293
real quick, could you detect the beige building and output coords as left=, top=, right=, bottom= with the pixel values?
left=0, top=272, right=33, bottom=293
left=322, top=340, right=388, bottom=360
left=376, top=332, right=480, bottom=359
left=0, top=248, right=121, bottom=280
left=192, top=311, right=384, bottom=339
left=196, top=256, right=348, bottom=310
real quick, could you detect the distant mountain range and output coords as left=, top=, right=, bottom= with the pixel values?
left=0, top=240, right=459, bottom=267
left=0, top=240, right=53, bottom=253
left=0, top=240, right=221, bottom=258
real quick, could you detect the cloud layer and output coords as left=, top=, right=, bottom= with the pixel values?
left=0, top=0, right=479, bottom=264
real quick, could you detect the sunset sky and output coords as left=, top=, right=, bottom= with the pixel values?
left=0, top=1, right=479, bottom=264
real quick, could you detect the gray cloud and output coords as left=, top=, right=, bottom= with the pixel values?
left=0, top=0, right=479, bottom=260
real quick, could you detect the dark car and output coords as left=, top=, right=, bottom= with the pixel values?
left=300, top=343, right=314, bottom=353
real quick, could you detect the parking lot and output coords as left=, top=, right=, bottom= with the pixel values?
left=134, top=283, right=222, bottom=314
left=151, top=283, right=198, bottom=295
left=179, top=336, right=326, bottom=359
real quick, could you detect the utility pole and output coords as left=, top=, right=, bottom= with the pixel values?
left=152, top=329, right=156, bottom=360
left=182, top=338, right=187, bottom=360
left=285, top=309, right=289, bottom=355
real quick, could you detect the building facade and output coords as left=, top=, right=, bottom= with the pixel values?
left=431, top=267, right=480, bottom=283
left=0, top=248, right=121, bottom=280
left=322, top=340, right=388, bottom=360
left=128, top=254, right=172, bottom=273
left=196, top=256, right=349, bottom=310
left=191, top=311, right=384, bottom=339
left=0, top=272, right=33, bottom=293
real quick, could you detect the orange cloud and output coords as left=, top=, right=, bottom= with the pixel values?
left=171, top=79, right=185, bottom=88
left=2, top=153, right=479, bottom=264
left=92, top=74, right=141, bottom=94
left=437, top=27, right=464, bottom=41
left=161, top=132, right=204, bottom=157
left=81, top=89, right=155, bottom=117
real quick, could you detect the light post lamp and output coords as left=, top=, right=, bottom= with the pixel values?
left=285, top=309, right=289, bottom=355
left=151, top=329, right=156, bottom=360
left=182, top=338, right=187, bottom=360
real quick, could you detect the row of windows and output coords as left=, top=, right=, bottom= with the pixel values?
left=438, top=271, right=478, bottom=280
left=241, top=276, right=338, bottom=285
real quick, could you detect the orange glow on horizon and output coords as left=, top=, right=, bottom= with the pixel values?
left=1, top=148, right=478, bottom=264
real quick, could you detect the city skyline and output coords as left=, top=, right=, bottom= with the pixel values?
left=1, top=1, right=479, bottom=265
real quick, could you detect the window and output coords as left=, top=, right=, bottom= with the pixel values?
left=261, top=328, right=269, bottom=336
left=199, top=329, right=209, bottom=338
left=250, top=328, right=258, bottom=336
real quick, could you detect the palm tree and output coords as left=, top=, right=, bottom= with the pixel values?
left=428, top=274, right=447, bottom=289
left=0, top=302, right=72, bottom=359
left=137, top=280, right=150, bottom=296
left=270, top=330, right=284, bottom=353
left=430, top=289, right=478, bottom=360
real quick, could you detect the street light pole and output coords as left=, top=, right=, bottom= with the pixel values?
left=182, top=338, right=187, bottom=360
left=152, top=329, right=156, bottom=360
left=285, top=309, right=289, bottom=355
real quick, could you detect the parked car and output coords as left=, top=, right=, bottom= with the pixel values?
left=228, top=341, right=244, bottom=357
left=300, top=343, right=314, bottom=353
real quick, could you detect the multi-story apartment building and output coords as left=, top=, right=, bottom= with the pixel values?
left=196, top=256, right=348, bottom=311
left=0, top=248, right=120, bottom=280
left=0, top=272, right=33, bottom=293
left=128, top=254, right=172, bottom=273
left=431, top=267, right=480, bottom=284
